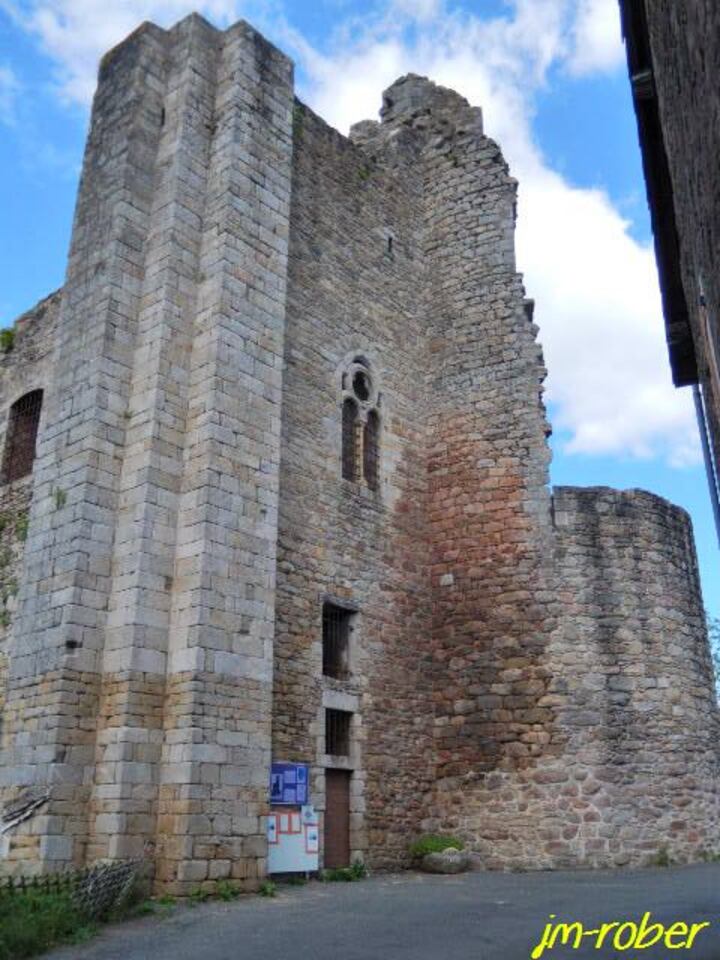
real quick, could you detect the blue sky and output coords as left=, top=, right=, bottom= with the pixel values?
left=0, top=0, right=717, bottom=617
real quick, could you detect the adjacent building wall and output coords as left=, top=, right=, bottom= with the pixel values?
left=621, top=0, right=720, bottom=498
left=648, top=0, right=720, bottom=464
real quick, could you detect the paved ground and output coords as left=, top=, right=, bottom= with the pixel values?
left=51, top=864, right=720, bottom=960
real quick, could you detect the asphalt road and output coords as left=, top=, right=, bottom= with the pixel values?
left=51, top=864, right=720, bottom=960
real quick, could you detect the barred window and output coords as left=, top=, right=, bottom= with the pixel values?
left=322, top=603, right=352, bottom=679
left=1, top=390, right=43, bottom=485
left=325, top=709, right=352, bottom=757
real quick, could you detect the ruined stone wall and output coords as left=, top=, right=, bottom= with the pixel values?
left=644, top=0, right=720, bottom=471
left=549, top=487, right=719, bottom=866
left=0, top=292, right=60, bottom=812
left=274, top=101, right=435, bottom=869
left=366, top=78, right=564, bottom=868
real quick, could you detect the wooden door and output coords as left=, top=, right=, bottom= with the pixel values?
left=324, top=770, right=351, bottom=869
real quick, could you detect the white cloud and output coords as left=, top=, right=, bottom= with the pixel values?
left=3, top=0, right=699, bottom=466
left=0, top=64, right=20, bottom=125
left=5, top=0, right=244, bottom=104
left=567, top=0, right=625, bottom=76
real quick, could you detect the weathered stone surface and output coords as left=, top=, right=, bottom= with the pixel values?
left=625, top=0, right=720, bottom=477
left=421, top=849, right=470, bottom=874
left=0, top=14, right=717, bottom=890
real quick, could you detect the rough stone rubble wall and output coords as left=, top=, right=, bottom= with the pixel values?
left=274, top=101, right=435, bottom=870
left=364, top=77, right=565, bottom=866
left=644, top=0, right=720, bottom=473
left=549, top=487, right=719, bottom=866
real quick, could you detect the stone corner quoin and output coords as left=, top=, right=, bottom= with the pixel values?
left=0, top=14, right=716, bottom=892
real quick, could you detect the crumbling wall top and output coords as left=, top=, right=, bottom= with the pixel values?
left=349, top=73, right=483, bottom=155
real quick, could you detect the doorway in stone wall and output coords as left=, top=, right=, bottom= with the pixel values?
left=324, top=769, right=351, bottom=869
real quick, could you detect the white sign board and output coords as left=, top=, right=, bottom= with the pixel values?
left=267, top=805, right=319, bottom=873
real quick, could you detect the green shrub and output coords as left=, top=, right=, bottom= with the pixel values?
left=258, top=880, right=276, bottom=898
left=0, top=889, right=94, bottom=959
left=408, top=835, right=464, bottom=859
left=0, top=328, right=15, bottom=354
left=188, top=887, right=211, bottom=905
left=653, top=846, right=672, bottom=868
left=215, top=880, right=240, bottom=901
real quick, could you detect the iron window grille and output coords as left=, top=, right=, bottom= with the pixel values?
left=322, top=603, right=352, bottom=679
left=325, top=709, right=352, bottom=757
left=1, top=389, right=43, bottom=485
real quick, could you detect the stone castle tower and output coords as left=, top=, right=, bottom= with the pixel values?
left=0, top=15, right=717, bottom=892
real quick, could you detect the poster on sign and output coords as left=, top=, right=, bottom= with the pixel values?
left=270, top=761, right=309, bottom=806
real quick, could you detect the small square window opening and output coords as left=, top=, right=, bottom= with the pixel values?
left=325, top=709, right=352, bottom=757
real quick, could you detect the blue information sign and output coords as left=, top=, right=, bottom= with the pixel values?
left=270, top=762, right=309, bottom=806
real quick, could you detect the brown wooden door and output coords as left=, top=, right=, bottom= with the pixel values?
left=324, top=770, right=351, bottom=869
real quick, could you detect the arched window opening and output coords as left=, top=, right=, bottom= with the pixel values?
left=1, top=389, right=43, bottom=485
left=342, top=398, right=358, bottom=481
left=363, top=409, right=380, bottom=490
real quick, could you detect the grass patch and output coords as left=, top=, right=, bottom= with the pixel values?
left=408, top=835, right=464, bottom=859
left=215, top=880, right=241, bottom=901
left=258, top=880, right=276, bottom=898
left=188, top=887, right=211, bottom=906
left=0, top=889, right=95, bottom=959
left=320, top=860, right=367, bottom=883
left=652, top=846, right=672, bottom=868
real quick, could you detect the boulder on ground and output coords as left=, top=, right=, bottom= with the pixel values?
left=421, top=848, right=470, bottom=874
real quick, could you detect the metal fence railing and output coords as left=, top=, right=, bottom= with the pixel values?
left=0, top=860, right=141, bottom=918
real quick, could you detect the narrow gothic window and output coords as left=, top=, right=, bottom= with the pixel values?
left=340, top=357, right=381, bottom=491
left=342, top=398, right=358, bottom=481
left=1, top=389, right=43, bottom=485
left=363, top=409, right=380, bottom=490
